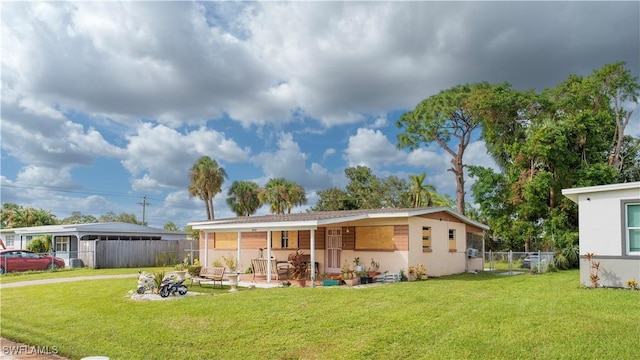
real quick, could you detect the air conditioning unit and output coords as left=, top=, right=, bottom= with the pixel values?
left=466, top=248, right=479, bottom=258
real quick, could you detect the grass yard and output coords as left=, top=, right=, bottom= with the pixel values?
left=0, top=267, right=163, bottom=284
left=1, top=270, right=639, bottom=359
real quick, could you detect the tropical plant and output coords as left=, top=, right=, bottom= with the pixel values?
left=341, top=260, right=355, bottom=280
left=0, top=203, right=58, bottom=228
left=585, top=253, right=600, bottom=288
left=259, top=178, right=307, bottom=214
left=408, top=172, right=436, bottom=207
left=226, top=180, right=261, bottom=216
left=188, top=156, right=227, bottom=220
left=288, top=250, right=309, bottom=280
left=153, top=271, right=165, bottom=290
left=163, top=221, right=180, bottom=231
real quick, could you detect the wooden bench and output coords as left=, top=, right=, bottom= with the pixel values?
left=192, top=266, right=226, bottom=289
left=251, top=259, right=290, bottom=281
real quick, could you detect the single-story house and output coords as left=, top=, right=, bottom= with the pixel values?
left=188, top=207, right=488, bottom=283
left=562, top=181, right=640, bottom=288
left=0, top=222, right=191, bottom=268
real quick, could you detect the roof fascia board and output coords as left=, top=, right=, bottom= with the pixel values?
left=562, top=181, right=640, bottom=204
left=192, top=220, right=318, bottom=232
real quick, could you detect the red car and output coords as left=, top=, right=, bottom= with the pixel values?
left=0, top=250, right=65, bottom=274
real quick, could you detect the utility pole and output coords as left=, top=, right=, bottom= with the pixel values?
left=138, top=195, right=151, bottom=225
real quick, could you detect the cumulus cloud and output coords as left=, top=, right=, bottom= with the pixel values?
left=123, top=123, right=250, bottom=191
left=343, top=128, right=405, bottom=168
left=252, top=132, right=333, bottom=192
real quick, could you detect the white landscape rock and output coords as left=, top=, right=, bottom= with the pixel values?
left=127, top=290, right=206, bottom=301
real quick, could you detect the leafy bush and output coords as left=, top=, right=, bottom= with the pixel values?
left=26, top=235, right=51, bottom=253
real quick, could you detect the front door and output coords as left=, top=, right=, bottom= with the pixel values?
left=325, top=228, right=342, bottom=273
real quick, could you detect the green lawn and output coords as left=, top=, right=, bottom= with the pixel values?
left=1, top=270, right=638, bottom=359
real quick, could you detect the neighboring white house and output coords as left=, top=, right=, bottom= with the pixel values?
left=562, top=181, right=640, bottom=288
left=0, top=222, right=190, bottom=268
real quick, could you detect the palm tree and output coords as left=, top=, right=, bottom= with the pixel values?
left=259, top=178, right=307, bottom=214
left=259, top=178, right=288, bottom=214
left=409, top=173, right=436, bottom=208
left=226, top=180, right=261, bottom=216
left=188, top=156, right=227, bottom=220
left=284, top=181, right=307, bottom=214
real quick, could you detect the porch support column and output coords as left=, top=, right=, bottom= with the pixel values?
left=266, top=231, right=272, bottom=283
left=310, top=229, right=316, bottom=288
left=204, top=231, right=209, bottom=266
left=237, top=232, right=242, bottom=280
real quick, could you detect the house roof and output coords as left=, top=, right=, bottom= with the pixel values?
left=0, top=222, right=187, bottom=236
left=562, top=181, right=640, bottom=203
left=188, top=207, right=489, bottom=232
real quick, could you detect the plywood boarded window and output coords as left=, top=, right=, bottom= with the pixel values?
left=448, top=229, right=456, bottom=251
left=422, top=227, right=432, bottom=251
left=271, top=231, right=298, bottom=249
left=355, top=226, right=394, bottom=250
left=215, top=232, right=237, bottom=249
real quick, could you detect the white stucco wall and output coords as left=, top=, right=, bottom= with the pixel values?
left=575, top=187, right=639, bottom=256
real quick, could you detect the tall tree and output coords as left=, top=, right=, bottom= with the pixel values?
left=188, top=156, right=227, bottom=220
left=398, top=82, right=492, bottom=214
left=61, top=211, right=98, bottom=224
left=344, top=166, right=386, bottom=209
left=98, top=211, right=142, bottom=224
left=226, top=180, right=261, bottom=216
left=587, top=62, right=639, bottom=169
left=311, top=187, right=355, bottom=211
left=618, top=135, right=640, bottom=182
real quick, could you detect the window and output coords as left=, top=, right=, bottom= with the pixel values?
left=281, top=231, right=289, bottom=249
left=4, top=235, right=14, bottom=248
left=627, top=203, right=640, bottom=255
left=422, top=227, right=431, bottom=251
left=448, top=229, right=456, bottom=251
left=55, top=237, right=69, bottom=252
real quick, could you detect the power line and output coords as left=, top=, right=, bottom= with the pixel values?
left=0, top=183, right=195, bottom=207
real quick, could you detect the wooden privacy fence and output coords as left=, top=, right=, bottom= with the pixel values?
left=92, top=240, right=193, bottom=268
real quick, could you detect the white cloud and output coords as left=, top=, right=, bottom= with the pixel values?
left=123, top=123, right=250, bottom=191
left=343, top=128, right=405, bottom=168
left=252, top=132, right=333, bottom=192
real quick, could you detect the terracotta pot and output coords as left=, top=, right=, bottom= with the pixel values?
left=295, top=279, right=306, bottom=288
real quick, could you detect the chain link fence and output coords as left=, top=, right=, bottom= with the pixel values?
left=484, top=250, right=556, bottom=274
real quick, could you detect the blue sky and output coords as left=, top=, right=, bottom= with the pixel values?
left=1, top=1, right=639, bottom=229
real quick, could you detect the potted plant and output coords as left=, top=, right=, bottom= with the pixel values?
left=353, top=257, right=364, bottom=272
left=369, top=258, right=380, bottom=278
left=356, top=269, right=369, bottom=284
left=173, top=256, right=190, bottom=279
left=341, top=260, right=358, bottom=286
left=288, top=250, right=309, bottom=287
left=221, top=254, right=240, bottom=292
